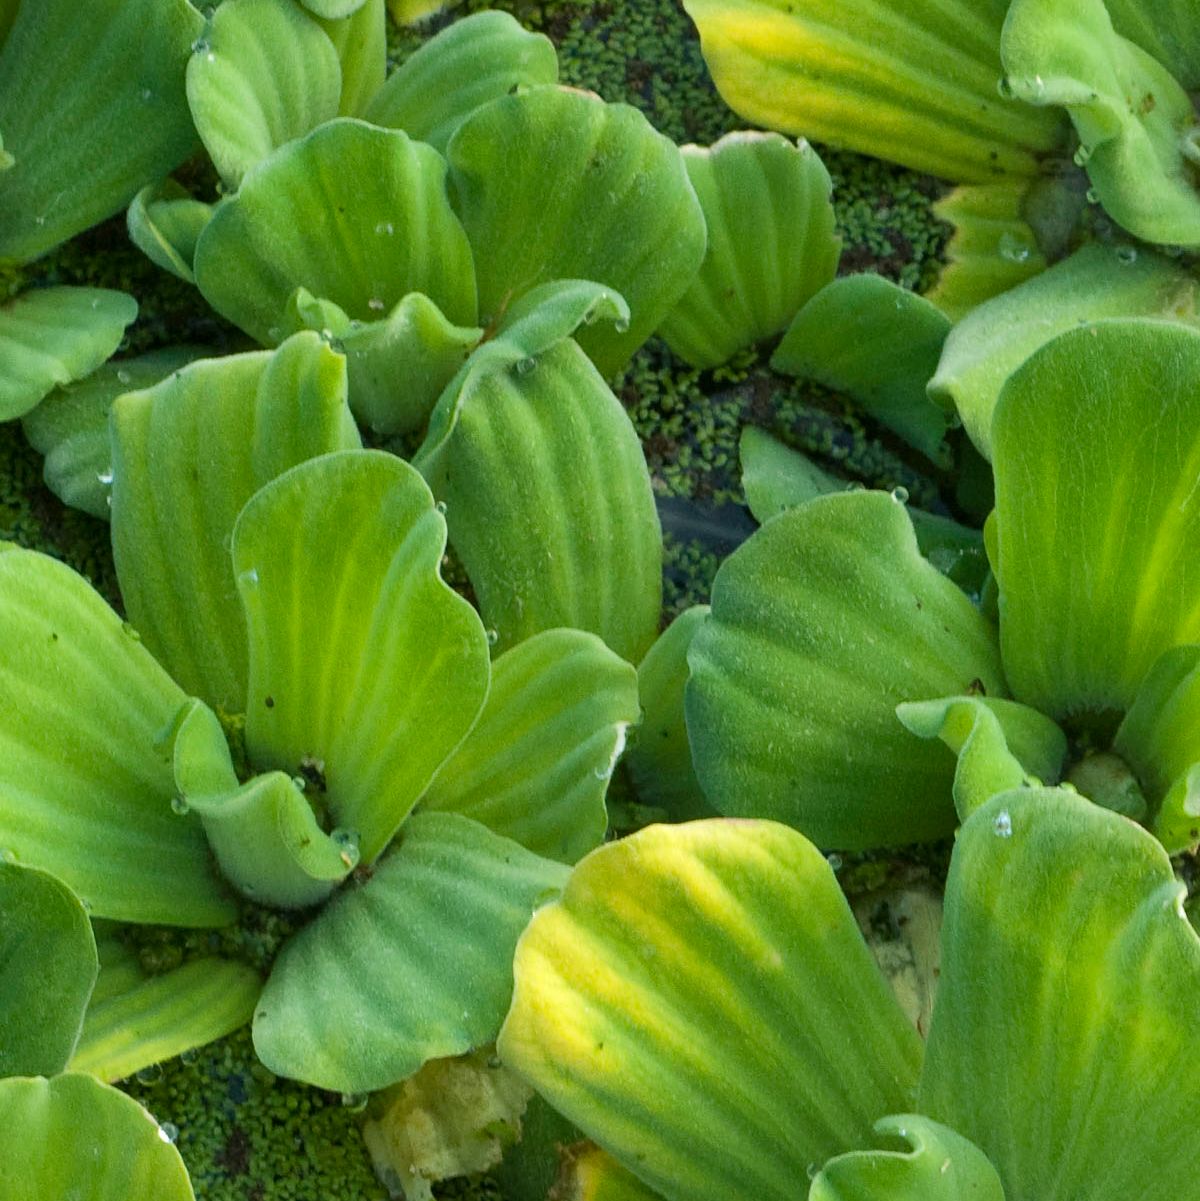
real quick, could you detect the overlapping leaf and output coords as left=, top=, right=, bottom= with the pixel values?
left=316, top=0, right=385, bottom=116
left=499, top=819, right=922, bottom=1201
left=254, top=812, right=568, bottom=1092
left=127, top=182, right=214, bottom=284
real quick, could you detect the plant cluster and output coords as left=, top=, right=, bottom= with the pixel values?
left=4, top=0, right=1200, bottom=1199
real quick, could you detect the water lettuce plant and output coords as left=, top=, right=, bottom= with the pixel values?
left=500, top=787, right=1200, bottom=1200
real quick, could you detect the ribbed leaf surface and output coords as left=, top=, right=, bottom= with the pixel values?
left=447, top=87, right=705, bottom=376
left=111, top=333, right=360, bottom=713
left=70, top=934, right=260, bottom=1084
left=810, top=1116, right=1004, bottom=1201
left=0, top=548, right=234, bottom=926
left=23, top=347, right=202, bottom=521
left=564, top=1147, right=666, bottom=1201
left=187, top=0, right=341, bottom=190
left=498, top=820, right=922, bottom=1201
left=0, top=0, right=202, bottom=262
left=929, top=243, right=1200, bottom=460
left=299, top=0, right=367, bottom=16
left=680, top=0, right=1064, bottom=182
left=254, top=812, right=568, bottom=1091
left=687, top=491, right=1005, bottom=849
left=235, top=452, right=490, bottom=862
left=773, top=275, right=951, bottom=464
left=0, top=862, right=97, bottom=1077
left=416, top=339, right=661, bottom=662
left=0, top=1075, right=194, bottom=1201
left=1107, top=0, right=1200, bottom=88
left=195, top=119, right=477, bottom=344
left=661, top=132, right=838, bottom=369
left=992, top=321, right=1200, bottom=719
left=315, top=0, right=385, bottom=117
left=126, top=181, right=213, bottom=284
left=921, top=788, right=1200, bottom=1201
left=421, top=629, right=639, bottom=863
left=924, top=182, right=1046, bottom=321
left=0, top=287, right=136, bottom=420
left=366, top=11, right=558, bottom=153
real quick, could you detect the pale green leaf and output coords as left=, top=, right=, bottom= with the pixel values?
left=686, top=491, right=1005, bottom=849
left=187, top=0, right=341, bottom=191
left=416, top=339, right=662, bottom=662
left=1106, top=0, right=1200, bottom=88
left=298, top=0, right=367, bottom=16
left=111, top=333, right=360, bottom=713
left=0, top=1074, right=194, bottom=1200
left=773, top=274, right=952, bottom=464
left=560, top=1146, right=666, bottom=1201
left=0, top=0, right=203, bottom=262
left=194, top=119, right=477, bottom=344
left=127, top=181, right=214, bottom=284
left=498, top=819, right=922, bottom=1201
left=623, top=606, right=716, bottom=821
left=1002, top=0, right=1200, bottom=245
left=366, top=10, right=558, bottom=153
left=0, top=547, right=235, bottom=926
left=0, top=862, right=97, bottom=1077
left=235, top=451, right=490, bottom=862
left=810, top=1115, right=1004, bottom=1201
left=421, top=629, right=639, bottom=863
left=22, top=347, right=203, bottom=521
left=660, top=132, right=838, bottom=369
left=921, top=787, right=1200, bottom=1201
left=739, top=426, right=840, bottom=523
left=929, top=243, right=1200, bottom=460
left=254, top=812, right=568, bottom=1091
left=0, top=286, right=136, bottom=420
left=316, top=0, right=386, bottom=117
left=388, top=0, right=450, bottom=22
left=447, top=86, right=706, bottom=376
left=70, top=931, right=260, bottom=1084
left=680, top=0, right=1063, bottom=183
left=991, top=320, right=1200, bottom=719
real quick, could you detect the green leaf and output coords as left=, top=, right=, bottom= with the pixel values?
left=0, top=1074, right=194, bottom=1200
left=1001, top=0, right=1200, bottom=245
left=0, top=862, right=97, bottom=1077
left=686, top=491, right=1005, bottom=849
left=560, top=1146, right=667, bottom=1201
left=774, top=275, right=951, bottom=464
left=127, top=181, right=214, bottom=285
left=920, top=787, right=1200, bottom=1201
left=0, top=286, right=137, bottom=420
left=498, top=819, right=922, bottom=1201
left=298, top=0, right=367, bottom=16
left=895, top=695, right=1066, bottom=820
left=991, top=320, right=1200, bottom=720
left=170, top=698, right=359, bottom=908
left=70, top=931, right=260, bottom=1084
left=420, top=629, right=639, bottom=863
left=810, top=1115, right=1004, bottom=1201
left=234, top=451, right=490, bottom=863
left=924, top=182, right=1047, bottom=321
left=0, top=0, right=203, bottom=263
left=0, top=547, right=235, bottom=926
left=416, top=338, right=662, bottom=662
left=623, top=606, right=716, bottom=821
left=22, top=347, right=203, bottom=521
left=187, top=0, right=341, bottom=191
left=194, top=119, right=477, bottom=344
left=388, top=0, right=449, bottom=22
left=111, top=333, right=361, bottom=712
left=659, top=132, right=839, bottom=369
left=679, top=0, right=1064, bottom=183
left=929, top=243, right=1200, bottom=460
left=365, top=10, right=558, bottom=154
left=254, top=812, right=568, bottom=1091
left=739, top=426, right=840, bottom=523
left=315, top=0, right=384, bottom=117
left=1105, top=0, right=1200, bottom=89
left=447, top=86, right=706, bottom=376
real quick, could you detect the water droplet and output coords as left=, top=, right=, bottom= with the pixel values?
left=171, top=796, right=190, bottom=816
left=135, top=1063, right=164, bottom=1085
left=374, top=221, right=394, bottom=236
left=826, top=853, right=843, bottom=871
left=807, top=1164, right=820, bottom=1181
left=993, top=809, right=1013, bottom=838
left=341, top=1092, right=368, bottom=1111
left=141, top=88, right=153, bottom=102
left=434, top=500, right=447, bottom=514
left=180, top=1047, right=199, bottom=1065
left=121, top=621, right=142, bottom=641
left=582, top=304, right=600, bottom=325
left=191, top=37, right=209, bottom=54
left=291, top=775, right=308, bottom=793
left=158, top=1122, right=179, bottom=1145
left=0, top=847, right=17, bottom=864
left=367, top=297, right=385, bottom=312
left=485, top=628, right=499, bottom=646
left=331, top=827, right=358, bottom=851
left=1115, top=245, right=1138, bottom=265
left=266, top=326, right=282, bottom=342
left=96, top=468, right=114, bottom=486
left=1031, top=73, right=1045, bottom=99
left=843, top=480, right=866, bottom=493
left=1072, top=144, right=1092, bottom=167
left=238, top=567, right=259, bottom=588
left=998, top=231, right=1031, bottom=263
left=34, top=215, right=45, bottom=226
left=996, top=76, right=1014, bottom=99
left=593, top=764, right=611, bottom=780
left=515, top=356, right=536, bottom=376
left=116, top=369, right=132, bottom=384
left=1086, top=186, right=1099, bottom=204
left=206, top=51, right=216, bottom=63
left=889, top=485, right=909, bottom=504
left=613, top=316, right=631, bottom=334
